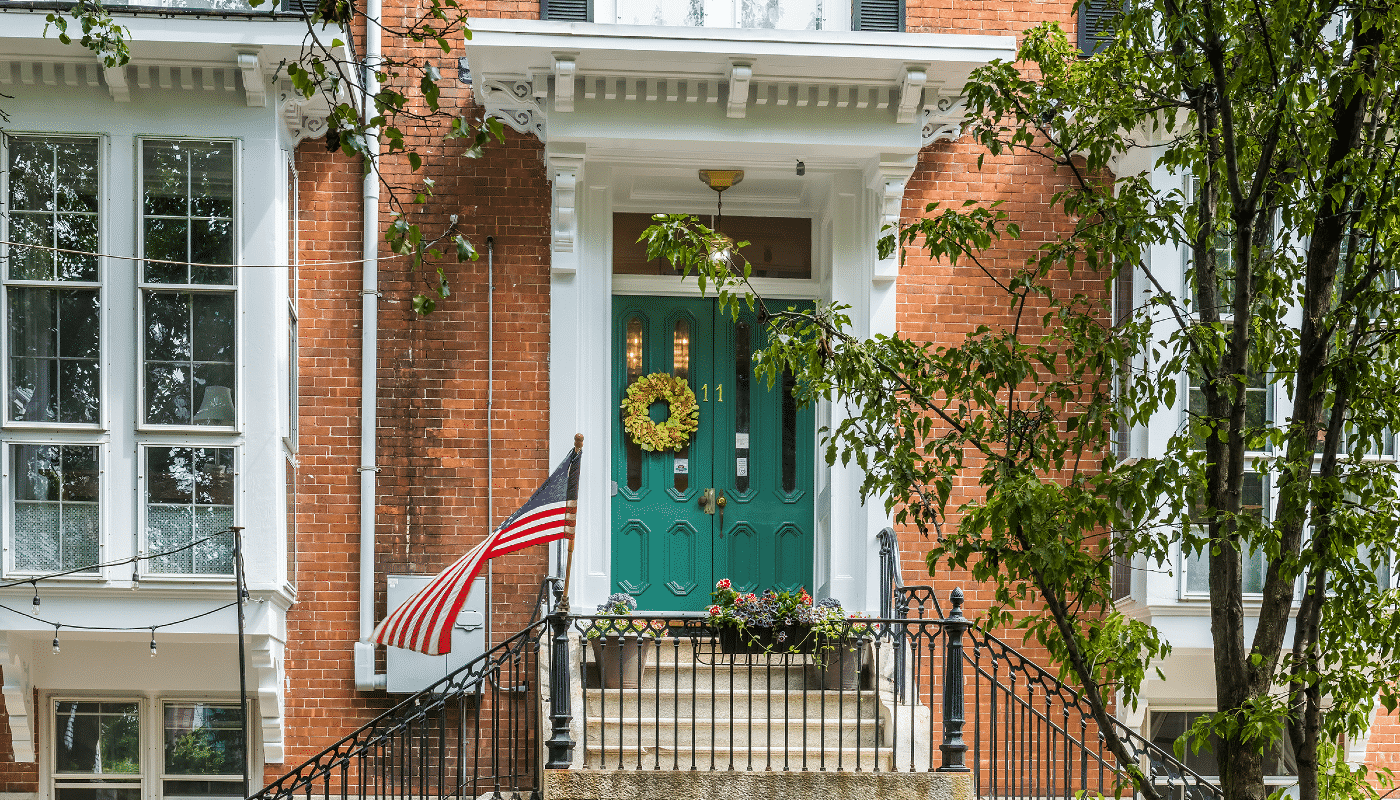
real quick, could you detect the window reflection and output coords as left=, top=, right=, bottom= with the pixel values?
left=625, top=317, right=645, bottom=492
left=672, top=319, right=691, bottom=492
left=12, top=444, right=99, bottom=572
left=145, top=447, right=234, bottom=574
left=734, top=323, right=751, bottom=493
left=781, top=369, right=797, bottom=493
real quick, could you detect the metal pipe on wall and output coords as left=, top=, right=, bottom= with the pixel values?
left=353, top=0, right=387, bottom=691
left=486, top=236, right=494, bottom=648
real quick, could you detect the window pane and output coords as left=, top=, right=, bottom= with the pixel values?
left=734, top=322, right=751, bottom=494
left=143, top=218, right=189, bottom=285
left=146, top=447, right=234, bottom=574
left=7, top=137, right=100, bottom=282
left=142, top=140, right=234, bottom=285
left=8, top=139, right=56, bottom=212
left=4, top=286, right=99, bottom=424
left=624, top=316, right=645, bottom=493
left=143, top=292, right=235, bottom=426
left=13, top=445, right=100, bottom=572
left=164, top=703, right=244, bottom=776
left=781, top=370, right=797, bottom=493
left=9, top=213, right=56, bottom=280
left=143, top=141, right=190, bottom=218
left=56, top=788, right=142, bottom=800
left=53, top=702, right=141, bottom=774
left=672, top=318, right=690, bottom=493
left=162, top=782, right=243, bottom=800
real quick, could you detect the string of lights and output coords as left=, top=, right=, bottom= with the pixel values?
left=0, top=238, right=411, bottom=269
left=0, top=528, right=250, bottom=657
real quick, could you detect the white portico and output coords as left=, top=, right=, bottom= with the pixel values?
left=463, top=19, right=1015, bottom=613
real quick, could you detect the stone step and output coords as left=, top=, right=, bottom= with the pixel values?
left=583, top=687, right=881, bottom=719
left=585, top=659, right=873, bottom=691
left=583, top=714, right=881, bottom=749
left=580, top=745, right=895, bottom=772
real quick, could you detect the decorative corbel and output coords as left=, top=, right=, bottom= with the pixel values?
left=235, top=50, right=267, bottom=108
left=726, top=62, right=752, bottom=120
left=553, top=56, right=576, bottom=113
left=921, top=92, right=966, bottom=146
left=0, top=633, right=34, bottom=763
left=479, top=75, right=546, bottom=140
left=872, top=153, right=918, bottom=285
left=896, top=66, right=927, bottom=124
left=547, top=145, right=586, bottom=275
left=277, top=84, right=331, bottom=146
left=250, top=635, right=286, bottom=764
left=102, top=62, right=130, bottom=102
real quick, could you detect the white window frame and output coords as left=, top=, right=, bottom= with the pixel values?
left=0, top=132, right=108, bottom=433
left=1146, top=708, right=1299, bottom=795
left=45, top=695, right=250, bottom=800
left=134, top=137, right=240, bottom=435
left=598, top=0, right=850, bottom=30
left=1179, top=472, right=1271, bottom=600
left=137, top=443, right=239, bottom=581
left=3, top=439, right=107, bottom=579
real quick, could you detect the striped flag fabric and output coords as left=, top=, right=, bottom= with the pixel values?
left=369, top=448, right=581, bottom=655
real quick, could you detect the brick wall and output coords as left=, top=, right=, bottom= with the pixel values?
left=273, top=0, right=1091, bottom=783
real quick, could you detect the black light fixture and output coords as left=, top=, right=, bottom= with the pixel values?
left=796, top=160, right=805, bottom=176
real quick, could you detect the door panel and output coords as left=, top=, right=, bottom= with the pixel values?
left=611, top=296, right=813, bottom=611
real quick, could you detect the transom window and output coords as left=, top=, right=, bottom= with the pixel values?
left=5, top=135, right=101, bottom=425
left=51, top=700, right=245, bottom=800
left=144, top=446, right=235, bottom=575
left=139, top=140, right=236, bottom=428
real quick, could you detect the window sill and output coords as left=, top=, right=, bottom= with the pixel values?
left=3, top=421, right=107, bottom=433
left=136, top=424, right=241, bottom=436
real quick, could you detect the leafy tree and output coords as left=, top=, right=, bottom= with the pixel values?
left=641, top=0, right=1400, bottom=797
left=31, top=0, right=497, bottom=312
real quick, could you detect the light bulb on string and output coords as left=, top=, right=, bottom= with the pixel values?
left=51, top=625, right=60, bottom=655
left=31, top=581, right=39, bottom=609
left=149, top=628, right=157, bottom=658
left=131, top=564, right=140, bottom=591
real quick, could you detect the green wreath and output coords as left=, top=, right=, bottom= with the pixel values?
left=621, top=373, right=700, bottom=452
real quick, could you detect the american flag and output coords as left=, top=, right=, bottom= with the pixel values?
left=370, top=448, right=580, bottom=655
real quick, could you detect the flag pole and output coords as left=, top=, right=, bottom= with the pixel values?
left=558, top=433, right=583, bottom=613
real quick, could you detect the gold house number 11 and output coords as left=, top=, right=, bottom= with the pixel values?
left=700, top=384, right=724, bottom=402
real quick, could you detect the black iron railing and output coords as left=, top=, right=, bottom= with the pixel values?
left=251, top=620, right=548, bottom=800
left=256, top=578, right=1221, bottom=800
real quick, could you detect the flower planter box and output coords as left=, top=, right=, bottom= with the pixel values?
left=810, top=635, right=872, bottom=691
left=589, top=636, right=653, bottom=689
left=716, top=624, right=816, bottom=655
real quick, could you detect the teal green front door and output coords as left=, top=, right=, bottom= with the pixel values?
left=611, top=296, right=815, bottom=611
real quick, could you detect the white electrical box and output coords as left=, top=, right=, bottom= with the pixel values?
left=384, top=574, right=487, bottom=694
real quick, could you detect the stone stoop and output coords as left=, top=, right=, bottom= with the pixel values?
left=574, top=636, right=929, bottom=772
left=543, top=769, right=976, bottom=800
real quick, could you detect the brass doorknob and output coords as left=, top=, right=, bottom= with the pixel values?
left=715, top=496, right=727, bottom=507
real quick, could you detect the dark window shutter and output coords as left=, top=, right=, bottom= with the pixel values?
left=1078, top=0, right=1121, bottom=56
left=852, top=0, right=903, bottom=31
left=542, top=0, right=591, bottom=21
left=279, top=0, right=313, bottom=15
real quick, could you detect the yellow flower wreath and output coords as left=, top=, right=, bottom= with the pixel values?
left=621, top=373, right=700, bottom=452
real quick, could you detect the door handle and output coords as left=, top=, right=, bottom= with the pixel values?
left=700, top=488, right=716, bottom=514
left=716, top=490, right=726, bottom=531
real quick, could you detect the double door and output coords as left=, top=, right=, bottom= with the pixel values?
left=610, top=296, right=814, bottom=611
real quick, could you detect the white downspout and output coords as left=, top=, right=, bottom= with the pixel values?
left=353, top=0, right=387, bottom=692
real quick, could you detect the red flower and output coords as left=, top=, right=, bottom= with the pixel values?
left=707, top=605, right=721, bottom=616
left=716, top=578, right=732, bottom=590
